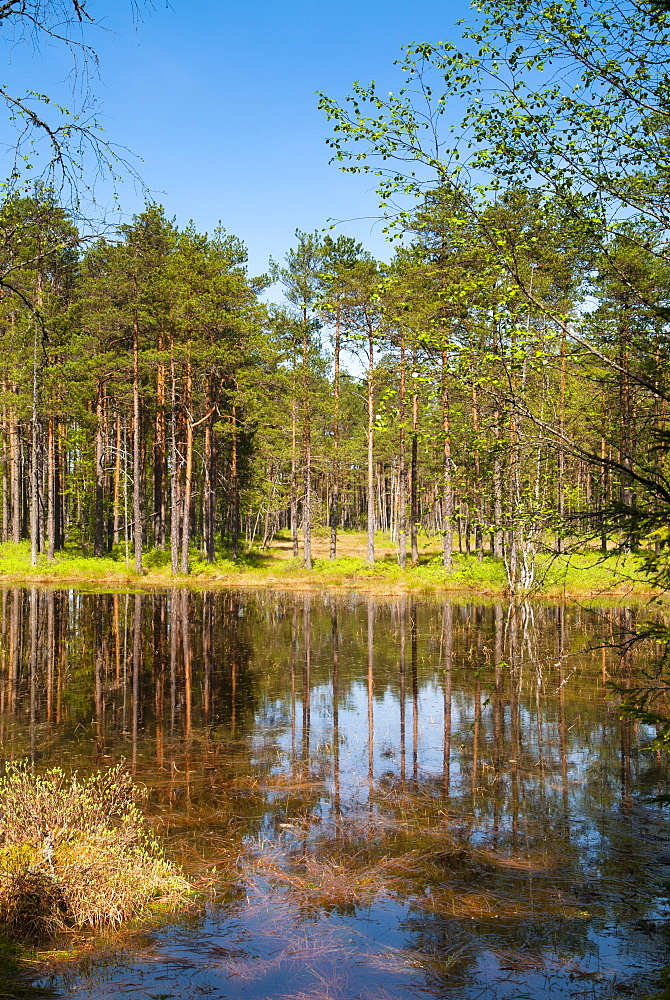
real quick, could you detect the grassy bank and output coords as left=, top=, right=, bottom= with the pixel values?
left=0, top=534, right=657, bottom=600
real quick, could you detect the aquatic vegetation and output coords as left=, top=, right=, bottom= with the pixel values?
left=0, top=763, right=192, bottom=939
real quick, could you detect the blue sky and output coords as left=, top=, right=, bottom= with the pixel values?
left=2, top=0, right=474, bottom=276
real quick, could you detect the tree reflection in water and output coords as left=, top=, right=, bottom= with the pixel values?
left=0, top=588, right=669, bottom=999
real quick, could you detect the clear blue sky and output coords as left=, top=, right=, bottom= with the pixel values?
left=2, top=0, right=474, bottom=277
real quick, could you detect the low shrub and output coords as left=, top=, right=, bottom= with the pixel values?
left=0, top=763, right=192, bottom=939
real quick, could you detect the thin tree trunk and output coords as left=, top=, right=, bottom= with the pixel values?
left=132, top=313, right=143, bottom=574
left=330, top=306, right=340, bottom=560
left=290, top=392, right=298, bottom=558
left=154, top=356, right=167, bottom=549
left=303, top=309, right=312, bottom=570
left=557, top=333, right=566, bottom=553
left=471, top=381, right=483, bottom=560
left=203, top=376, right=216, bottom=562
left=47, top=416, right=55, bottom=562
left=410, top=350, right=418, bottom=567
left=9, top=404, right=19, bottom=545
left=366, top=318, right=375, bottom=566
left=55, top=421, right=63, bottom=549
left=94, top=382, right=105, bottom=557
left=30, top=320, right=40, bottom=567
left=170, top=350, right=181, bottom=574
left=113, top=413, right=122, bottom=546
left=1, top=399, right=7, bottom=544
left=441, top=349, right=453, bottom=570
left=180, top=363, right=193, bottom=574
left=492, top=401, right=504, bottom=559
left=231, top=402, right=239, bottom=561
left=399, top=334, right=407, bottom=568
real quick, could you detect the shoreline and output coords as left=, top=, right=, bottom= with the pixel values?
left=0, top=566, right=659, bottom=604
left=0, top=537, right=660, bottom=603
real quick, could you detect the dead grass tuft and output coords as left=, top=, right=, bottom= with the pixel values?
left=0, top=763, right=193, bottom=939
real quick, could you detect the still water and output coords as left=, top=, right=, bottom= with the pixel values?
left=1, top=587, right=669, bottom=999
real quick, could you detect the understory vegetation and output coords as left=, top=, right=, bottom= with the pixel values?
left=0, top=764, right=192, bottom=940
left=0, top=535, right=651, bottom=599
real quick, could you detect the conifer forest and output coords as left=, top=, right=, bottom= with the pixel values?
left=0, top=181, right=665, bottom=591
left=0, top=2, right=668, bottom=597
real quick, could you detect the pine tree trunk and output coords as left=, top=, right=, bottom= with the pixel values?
left=1, top=398, right=7, bottom=544
left=231, top=403, right=239, bottom=561
left=290, top=392, right=298, bottom=558
left=398, top=334, right=407, bottom=569
left=55, top=421, right=63, bottom=550
left=180, top=363, right=193, bottom=574
left=113, top=413, right=122, bottom=546
left=410, top=352, right=418, bottom=567
left=30, top=263, right=45, bottom=565
left=47, top=416, right=55, bottom=562
left=203, top=376, right=216, bottom=562
left=471, top=382, right=483, bottom=561
left=556, top=333, right=566, bottom=553
left=330, top=308, right=340, bottom=560
left=302, top=309, right=312, bottom=570
left=366, top=318, right=375, bottom=566
left=132, top=314, right=143, bottom=574
left=154, top=357, right=167, bottom=550
left=94, top=382, right=105, bottom=557
left=441, top=350, right=453, bottom=570
left=9, top=405, right=19, bottom=545
left=30, top=320, right=40, bottom=567
left=170, top=351, right=181, bottom=574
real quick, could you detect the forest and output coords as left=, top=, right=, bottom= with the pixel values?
left=0, top=0, right=668, bottom=597
left=0, top=183, right=663, bottom=593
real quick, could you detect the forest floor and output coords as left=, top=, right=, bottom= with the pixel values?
left=0, top=532, right=660, bottom=601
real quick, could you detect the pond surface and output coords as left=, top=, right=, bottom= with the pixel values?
left=1, top=588, right=669, bottom=999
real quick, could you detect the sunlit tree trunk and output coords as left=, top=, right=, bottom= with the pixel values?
left=398, top=334, right=407, bottom=568
left=366, top=317, right=375, bottom=566
left=441, top=349, right=453, bottom=569
left=231, top=402, right=239, bottom=561
left=113, top=413, right=122, bottom=546
left=170, top=350, right=181, bottom=575
left=154, top=355, right=167, bottom=550
left=410, top=350, right=419, bottom=567
left=132, top=311, right=143, bottom=574
left=30, top=314, right=40, bottom=567
left=9, top=402, right=20, bottom=545
left=46, top=416, right=55, bottom=562
left=94, top=381, right=105, bottom=557
left=330, top=307, right=341, bottom=560
left=290, top=391, right=298, bottom=559
left=303, top=308, right=312, bottom=570
left=180, top=362, right=193, bottom=574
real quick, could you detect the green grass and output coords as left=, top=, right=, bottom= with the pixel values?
left=0, top=537, right=658, bottom=600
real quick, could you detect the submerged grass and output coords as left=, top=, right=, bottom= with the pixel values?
left=0, top=536, right=655, bottom=599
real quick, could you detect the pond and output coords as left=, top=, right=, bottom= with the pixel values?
left=1, top=587, right=669, bottom=999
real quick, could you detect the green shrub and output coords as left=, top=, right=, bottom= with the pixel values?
left=0, top=763, right=192, bottom=939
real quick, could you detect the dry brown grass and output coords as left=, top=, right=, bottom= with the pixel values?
left=0, top=763, right=193, bottom=939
